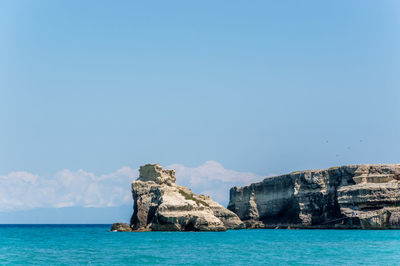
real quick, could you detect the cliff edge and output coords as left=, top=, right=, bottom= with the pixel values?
left=228, top=164, right=400, bottom=229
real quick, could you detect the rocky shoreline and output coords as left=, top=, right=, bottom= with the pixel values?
left=112, top=164, right=400, bottom=231
left=228, top=164, right=400, bottom=229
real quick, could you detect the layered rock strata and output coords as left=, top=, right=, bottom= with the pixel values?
left=228, top=164, right=400, bottom=229
left=127, top=164, right=243, bottom=231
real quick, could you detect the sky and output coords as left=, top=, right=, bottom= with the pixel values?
left=0, top=0, right=399, bottom=223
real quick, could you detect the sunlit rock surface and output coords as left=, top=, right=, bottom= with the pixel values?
left=228, top=164, right=400, bottom=229
left=129, top=164, right=243, bottom=231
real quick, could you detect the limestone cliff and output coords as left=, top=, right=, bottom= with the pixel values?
left=128, top=164, right=243, bottom=231
left=228, top=164, right=400, bottom=229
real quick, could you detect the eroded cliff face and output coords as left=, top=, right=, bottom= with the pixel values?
left=129, top=164, right=243, bottom=231
left=228, top=164, right=400, bottom=229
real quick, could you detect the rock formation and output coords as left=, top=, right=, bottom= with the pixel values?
left=110, top=223, right=131, bottom=232
left=126, top=164, right=243, bottom=231
left=228, top=164, right=400, bottom=229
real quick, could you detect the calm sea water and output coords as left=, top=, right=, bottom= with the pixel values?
left=0, top=225, right=399, bottom=265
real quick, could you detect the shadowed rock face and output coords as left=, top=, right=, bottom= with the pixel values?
left=228, top=164, right=400, bottom=229
left=129, top=164, right=244, bottom=231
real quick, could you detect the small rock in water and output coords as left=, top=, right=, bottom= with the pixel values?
left=110, top=223, right=132, bottom=232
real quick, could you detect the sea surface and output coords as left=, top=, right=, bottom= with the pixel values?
left=0, top=225, right=399, bottom=265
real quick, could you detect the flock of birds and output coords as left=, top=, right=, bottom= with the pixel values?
left=325, top=139, right=364, bottom=158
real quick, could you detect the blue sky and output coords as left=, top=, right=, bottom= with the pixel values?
left=0, top=1, right=399, bottom=223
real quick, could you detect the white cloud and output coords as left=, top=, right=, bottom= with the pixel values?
left=0, top=161, right=263, bottom=211
left=0, top=167, right=138, bottom=212
left=168, top=161, right=263, bottom=205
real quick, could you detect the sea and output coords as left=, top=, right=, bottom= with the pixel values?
left=0, top=225, right=399, bottom=265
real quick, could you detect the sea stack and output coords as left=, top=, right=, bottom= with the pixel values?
left=113, top=164, right=243, bottom=231
left=228, top=164, right=400, bottom=229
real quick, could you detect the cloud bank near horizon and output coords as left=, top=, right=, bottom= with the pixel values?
left=0, top=161, right=263, bottom=212
left=169, top=161, right=263, bottom=204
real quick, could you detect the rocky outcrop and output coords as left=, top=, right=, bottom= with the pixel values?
left=228, top=164, right=400, bottom=229
left=129, top=164, right=243, bottom=231
left=110, top=223, right=132, bottom=232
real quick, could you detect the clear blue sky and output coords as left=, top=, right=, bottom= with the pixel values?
left=0, top=0, right=399, bottom=222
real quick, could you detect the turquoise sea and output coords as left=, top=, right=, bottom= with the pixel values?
left=0, top=225, right=399, bottom=265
